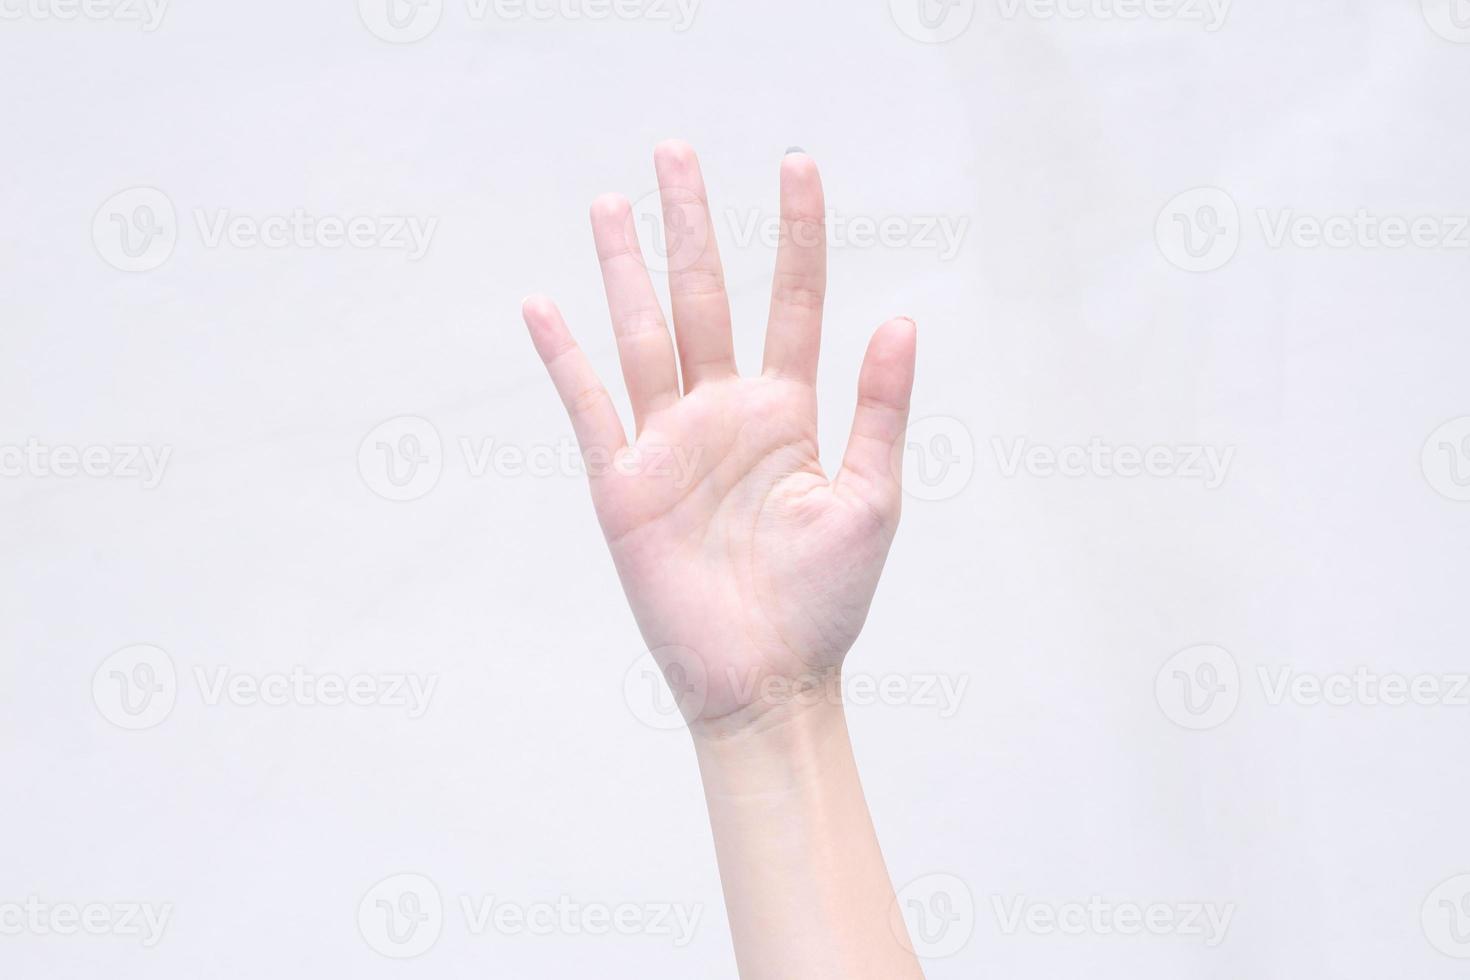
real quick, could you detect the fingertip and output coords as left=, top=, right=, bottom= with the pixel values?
left=858, top=317, right=918, bottom=406
left=870, top=316, right=918, bottom=358
left=887, top=315, right=918, bottom=341
left=589, top=192, right=631, bottom=226
left=521, top=293, right=557, bottom=324
left=653, top=138, right=698, bottom=173
left=521, top=294, right=571, bottom=360
left=778, top=153, right=824, bottom=221
left=780, top=150, right=821, bottom=185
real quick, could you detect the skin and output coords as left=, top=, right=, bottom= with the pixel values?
left=522, top=140, right=925, bottom=979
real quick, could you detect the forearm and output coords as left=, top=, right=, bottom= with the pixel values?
left=525, top=141, right=924, bottom=978
left=691, top=672, right=925, bottom=980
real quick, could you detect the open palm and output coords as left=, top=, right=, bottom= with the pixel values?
left=523, top=142, right=917, bottom=731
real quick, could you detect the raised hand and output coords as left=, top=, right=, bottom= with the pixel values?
left=522, top=141, right=917, bottom=732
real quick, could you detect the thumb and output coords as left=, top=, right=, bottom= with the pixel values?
left=836, top=316, right=917, bottom=517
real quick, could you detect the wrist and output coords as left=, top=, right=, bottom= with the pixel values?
left=689, top=664, right=846, bottom=740
left=690, top=670, right=854, bottom=795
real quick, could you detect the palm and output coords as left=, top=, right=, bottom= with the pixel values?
left=597, top=377, right=891, bottom=723
left=523, top=142, right=917, bottom=728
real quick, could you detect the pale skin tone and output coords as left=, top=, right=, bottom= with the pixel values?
left=522, top=140, right=925, bottom=979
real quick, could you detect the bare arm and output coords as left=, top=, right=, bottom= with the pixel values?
left=522, top=140, right=924, bottom=979
left=695, top=681, right=924, bottom=979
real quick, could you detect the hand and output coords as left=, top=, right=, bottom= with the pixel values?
left=522, top=141, right=917, bottom=732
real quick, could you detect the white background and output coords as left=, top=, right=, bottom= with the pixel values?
left=3, top=0, right=1469, bottom=976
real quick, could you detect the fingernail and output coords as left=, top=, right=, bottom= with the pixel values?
left=785, top=145, right=805, bottom=155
